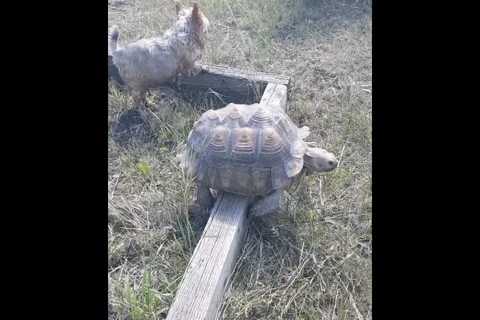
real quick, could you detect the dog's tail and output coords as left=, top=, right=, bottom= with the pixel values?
left=108, top=25, right=120, bottom=55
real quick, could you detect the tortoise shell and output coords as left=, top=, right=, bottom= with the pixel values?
left=185, top=103, right=308, bottom=196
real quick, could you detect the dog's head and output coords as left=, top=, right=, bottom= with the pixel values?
left=175, top=1, right=210, bottom=47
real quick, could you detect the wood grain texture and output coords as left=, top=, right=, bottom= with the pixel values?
left=165, top=84, right=289, bottom=320
left=165, top=192, right=250, bottom=320
left=260, top=83, right=289, bottom=111
left=108, top=57, right=291, bottom=103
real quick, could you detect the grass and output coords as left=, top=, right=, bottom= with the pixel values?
left=108, top=0, right=372, bottom=319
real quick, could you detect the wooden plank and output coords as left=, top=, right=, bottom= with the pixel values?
left=174, top=63, right=290, bottom=105
left=108, top=57, right=291, bottom=103
left=165, top=192, right=251, bottom=320
left=165, top=84, right=289, bottom=320
left=187, top=63, right=291, bottom=88
left=259, top=84, right=288, bottom=110
left=260, top=83, right=289, bottom=111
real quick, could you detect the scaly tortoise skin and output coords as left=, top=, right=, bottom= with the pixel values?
left=182, top=102, right=339, bottom=217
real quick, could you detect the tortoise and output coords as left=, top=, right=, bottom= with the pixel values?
left=181, top=102, right=339, bottom=217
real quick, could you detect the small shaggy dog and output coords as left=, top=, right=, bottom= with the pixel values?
left=108, top=1, right=210, bottom=108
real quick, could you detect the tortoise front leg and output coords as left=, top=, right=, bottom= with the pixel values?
left=249, top=189, right=284, bottom=218
left=197, top=186, right=214, bottom=212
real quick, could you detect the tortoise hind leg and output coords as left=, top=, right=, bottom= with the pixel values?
left=197, top=186, right=214, bottom=212
left=249, top=189, right=284, bottom=218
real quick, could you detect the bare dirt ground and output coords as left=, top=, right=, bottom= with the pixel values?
left=108, top=0, right=371, bottom=319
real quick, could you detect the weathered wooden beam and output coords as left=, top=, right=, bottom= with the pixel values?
left=178, top=63, right=290, bottom=96
left=165, top=83, right=289, bottom=320
left=108, top=56, right=291, bottom=103
left=165, top=192, right=250, bottom=320
left=260, top=83, right=289, bottom=111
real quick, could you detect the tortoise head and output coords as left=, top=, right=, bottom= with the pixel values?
left=303, top=147, right=338, bottom=173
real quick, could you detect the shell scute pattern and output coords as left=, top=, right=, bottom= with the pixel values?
left=187, top=103, right=307, bottom=196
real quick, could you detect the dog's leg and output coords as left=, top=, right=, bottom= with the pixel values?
left=142, top=89, right=160, bottom=111
left=139, top=89, right=154, bottom=110
left=176, top=73, right=182, bottom=91
left=191, top=62, right=202, bottom=76
left=125, top=85, right=134, bottom=98
left=126, top=85, right=142, bottom=109
left=140, top=89, right=147, bottom=106
left=131, top=87, right=145, bottom=109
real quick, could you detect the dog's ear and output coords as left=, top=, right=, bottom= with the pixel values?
left=175, top=0, right=182, bottom=16
left=191, top=1, right=203, bottom=29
